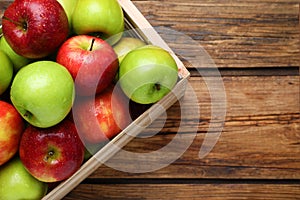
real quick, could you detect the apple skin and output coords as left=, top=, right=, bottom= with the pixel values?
left=10, top=61, right=75, bottom=128
left=56, top=0, right=78, bottom=30
left=2, top=0, right=69, bottom=59
left=19, top=119, right=85, bottom=182
left=73, top=85, right=131, bottom=144
left=0, top=36, right=31, bottom=72
left=113, top=37, right=146, bottom=81
left=0, top=157, right=48, bottom=199
left=113, top=37, right=146, bottom=64
left=0, top=101, right=25, bottom=166
left=119, top=45, right=178, bottom=104
left=72, top=0, right=124, bottom=45
left=0, top=50, right=13, bottom=96
left=56, top=35, right=119, bottom=96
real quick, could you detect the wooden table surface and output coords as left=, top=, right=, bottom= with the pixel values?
left=1, top=0, right=300, bottom=199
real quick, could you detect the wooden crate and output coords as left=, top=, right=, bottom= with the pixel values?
left=38, top=0, right=189, bottom=199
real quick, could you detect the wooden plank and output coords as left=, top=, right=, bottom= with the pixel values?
left=125, top=75, right=300, bottom=126
left=191, top=75, right=299, bottom=117
left=89, top=121, right=300, bottom=179
left=65, top=183, right=300, bottom=199
left=85, top=75, right=300, bottom=179
left=132, top=0, right=300, bottom=68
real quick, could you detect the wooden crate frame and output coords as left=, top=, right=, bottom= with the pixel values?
left=7, top=0, right=190, bottom=199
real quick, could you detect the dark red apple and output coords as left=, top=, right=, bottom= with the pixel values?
left=19, top=119, right=85, bottom=182
left=2, top=0, right=69, bottom=59
left=56, top=35, right=119, bottom=96
left=73, top=84, right=131, bottom=144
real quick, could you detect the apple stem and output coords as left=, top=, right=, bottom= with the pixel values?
left=45, top=150, right=55, bottom=162
left=89, top=38, right=96, bottom=51
left=2, top=16, right=27, bottom=31
left=154, top=83, right=161, bottom=91
left=48, top=151, right=54, bottom=157
left=23, top=111, right=32, bottom=118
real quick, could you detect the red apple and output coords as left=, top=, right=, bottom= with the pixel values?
left=73, top=84, right=131, bottom=144
left=19, top=119, right=85, bottom=182
left=2, top=0, right=69, bottom=59
left=0, top=101, right=25, bottom=166
left=56, top=35, right=119, bottom=96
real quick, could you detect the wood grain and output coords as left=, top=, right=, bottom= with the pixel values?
left=86, top=75, right=300, bottom=179
left=0, top=1, right=299, bottom=199
left=131, top=0, right=300, bottom=68
left=65, top=183, right=300, bottom=199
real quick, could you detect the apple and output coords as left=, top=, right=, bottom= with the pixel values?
left=0, top=101, right=25, bottom=166
left=73, top=84, right=131, bottom=144
left=72, top=0, right=124, bottom=45
left=113, top=37, right=146, bottom=81
left=0, top=157, right=48, bottom=199
left=0, top=36, right=31, bottom=72
left=113, top=37, right=146, bottom=63
left=118, top=45, right=178, bottom=104
left=56, top=0, right=78, bottom=30
left=2, top=0, right=69, bottom=59
left=10, top=61, right=75, bottom=128
left=0, top=50, right=13, bottom=95
left=19, top=119, right=85, bottom=182
left=56, top=35, right=119, bottom=96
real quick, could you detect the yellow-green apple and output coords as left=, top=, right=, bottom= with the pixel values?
left=0, top=157, right=48, bottom=199
left=10, top=61, right=75, bottom=128
left=0, top=36, right=31, bottom=72
left=56, top=0, right=78, bottom=30
left=113, top=37, right=146, bottom=81
left=0, top=101, right=25, bottom=166
left=2, top=0, right=69, bottom=59
left=19, top=119, right=85, bottom=182
left=72, top=0, right=124, bottom=45
left=0, top=50, right=13, bottom=95
left=56, top=35, right=119, bottom=96
left=118, top=45, right=178, bottom=104
left=113, top=37, right=146, bottom=63
left=73, top=85, right=131, bottom=144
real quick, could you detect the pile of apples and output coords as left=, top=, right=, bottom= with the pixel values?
left=0, top=0, right=179, bottom=198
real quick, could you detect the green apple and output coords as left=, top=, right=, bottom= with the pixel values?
left=72, top=0, right=124, bottom=45
left=0, top=36, right=31, bottom=72
left=0, top=157, right=48, bottom=200
left=10, top=61, right=75, bottom=128
left=0, top=50, right=13, bottom=95
left=113, top=37, right=146, bottom=63
left=56, top=0, right=78, bottom=30
left=119, top=45, right=178, bottom=104
left=113, top=37, right=146, bottom=81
